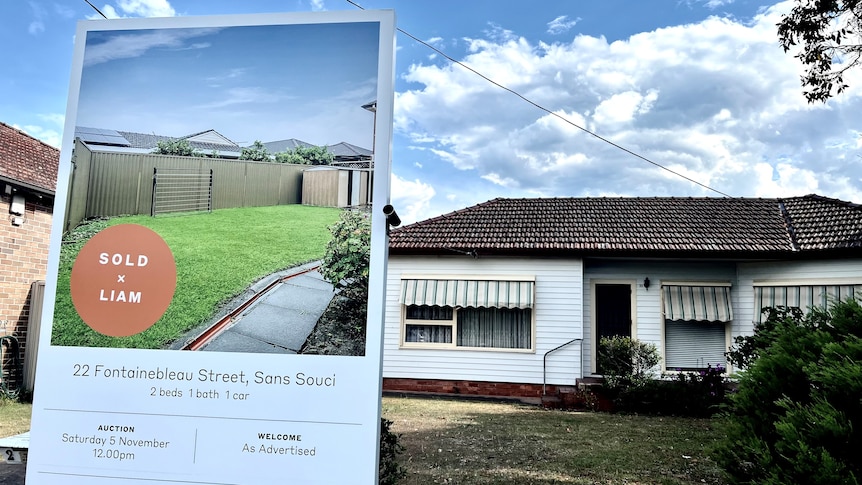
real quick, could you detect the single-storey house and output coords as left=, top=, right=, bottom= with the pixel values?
left=0, top=121, right=59, bottom=392
left=75, top=127, right=244, bottom=158
left=382, top=195, right=862, bottom=398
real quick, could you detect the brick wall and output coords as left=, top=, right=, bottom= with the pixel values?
left=0, top=193, right=54, bottom=389
left=382, top=377, right=565, bottom=398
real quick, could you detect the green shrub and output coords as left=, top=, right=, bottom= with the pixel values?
left=153, top=138, right=200, bottom=157
left=714, top=299, right=862, bottom=484
left=320, top=210, right=371, bottom=302
left=597, top=336, right=660, bottom=389
left=614, top=365, right=727, bottom=417
left=379, top=418, right=406, bottom=485
left=274, top=145, right=334, bottom=165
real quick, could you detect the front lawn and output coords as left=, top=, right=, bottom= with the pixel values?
left=51, top=205, right=341, bottom=349
left=382, top=396, right=728, bottom=485
left=0, top=399, right=31, bottom=438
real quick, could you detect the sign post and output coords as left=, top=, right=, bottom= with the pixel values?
left=26, top=10, right=395, bottom=484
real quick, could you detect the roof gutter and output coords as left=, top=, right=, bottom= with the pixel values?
left=0, top=175, right=55, bottom=197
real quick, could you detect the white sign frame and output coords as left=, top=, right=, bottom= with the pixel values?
left=27, top=10, right=395, bottom=485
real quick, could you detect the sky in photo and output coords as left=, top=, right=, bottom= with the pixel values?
left=2, top=0, right=861, bottom=224
left=75, top=21, right=380, bottom=148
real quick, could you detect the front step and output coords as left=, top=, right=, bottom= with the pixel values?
left=541, top=385, right=586, bottom=409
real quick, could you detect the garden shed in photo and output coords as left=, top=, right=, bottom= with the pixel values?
left=382, top=195, right=862, bottom=399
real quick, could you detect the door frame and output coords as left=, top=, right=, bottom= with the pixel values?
left=590, top=279, right=638, bottom=375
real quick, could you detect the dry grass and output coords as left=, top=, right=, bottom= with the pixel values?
left=0, top=400, right=31, bottom=438
left=382, top=396, right=728, bottom=485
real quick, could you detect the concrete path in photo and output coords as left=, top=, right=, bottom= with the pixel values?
left=195, top=262, right=335, bottom=354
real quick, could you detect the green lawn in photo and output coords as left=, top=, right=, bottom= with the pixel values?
left=50, top=205, right=341, bottom=349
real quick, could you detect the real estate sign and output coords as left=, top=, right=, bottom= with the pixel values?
left=26, top=10, right=395, bottom=484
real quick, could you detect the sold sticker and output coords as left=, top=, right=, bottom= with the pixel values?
left=70, top=224, right=177, bottom=337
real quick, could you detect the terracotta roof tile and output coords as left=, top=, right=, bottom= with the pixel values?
left=0, top=122, right=60, bottom=194
left=389, top=195, right=862, bottom=257
left=783, top=195, right=862, bottom=250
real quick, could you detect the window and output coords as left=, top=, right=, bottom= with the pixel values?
left=404, top=305, right=454, bottom=344
left=400, top=277, right=534, bottom=350
left=753, top=284, right=860, bottom=324
left=662, top=284, right=731, bottom=370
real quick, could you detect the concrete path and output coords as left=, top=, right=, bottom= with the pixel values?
left=0, top=432, right=27, bottom=485
left=178, top=262, right=336, bottom=354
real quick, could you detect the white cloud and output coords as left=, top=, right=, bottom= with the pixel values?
left=705, top=0, right=734, bottom=8
left=390, top=174, right=436, bottom=225
left=195, top=87, right=294, bottom=110
left=393, top=0, right=862, bottom=206
left=54, top=4, right=76, bottom=18
left=16, top=124, right=62, bottom=148
left=547, top=15, right=580, bottom=35
left=593, top=90, right=659, bottom=125
left=116, top=0, right=175, bottom=17
left=39, top=112, right=65, bottom=126
left=28, top=21, right=45, bottom=35
left=92, top=0, right=175, bottom=19
left=84, top=28, right=218, bottom=66
left=28, top=1, right=46, bottom=35
left=310, top=0, right=325, bottom=12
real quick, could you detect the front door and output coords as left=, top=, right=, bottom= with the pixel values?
left=595, top=283, right=632, bottom=374
left=596, top=284, right=632, bottom=340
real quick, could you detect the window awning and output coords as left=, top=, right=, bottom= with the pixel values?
left=754, top=284, right=859, bottom=323
left=400, top=279, right=534, bottom=309
left=662, top=285, right=733, bottom=322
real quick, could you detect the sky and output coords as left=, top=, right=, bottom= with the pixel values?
left=2, top=0, right=861, bottom=225
left=76, top=21, right=380, bottom=148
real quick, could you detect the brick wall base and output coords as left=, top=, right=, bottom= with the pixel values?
left=382, top=377, right=566, bottom=399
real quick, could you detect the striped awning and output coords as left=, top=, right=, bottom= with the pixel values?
left=754, top=284, right=859, bottom=323
left=400, top=279, right=534, bottom=309
left=663, top=285, right=733, bottom=322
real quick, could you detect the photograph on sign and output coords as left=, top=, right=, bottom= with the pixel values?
left=50, top=18, right=383, bottom=356
left=27, top=10, right=394, bottom=485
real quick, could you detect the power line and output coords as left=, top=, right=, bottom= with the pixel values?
left=346, top=0, right=734, bottom=198
left=83, top=0, right=108, bottom=19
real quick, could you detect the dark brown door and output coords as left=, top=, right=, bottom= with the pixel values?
left=595, top=284, right=632, bottom=374
left=596, top=284, right=631, bottom=339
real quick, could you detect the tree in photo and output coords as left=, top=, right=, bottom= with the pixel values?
left=714, top=299, right=862, bottom=484
left=239, top=140, right=271, bottom=161
left=274, top=145, right=334, bottom=165
left=778, top=0, right=862, bottom=102
left=153, top=139, right=199, bottom=157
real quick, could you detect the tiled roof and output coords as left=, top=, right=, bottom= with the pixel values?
left=783, top=195, right=862, bottom=250
left=327, top=142, right=372, bottom=160
left=262, top=139, right=315, bottom=153
left=0, top=122, right=59, bottom=194
left=118, top=130, right=240, bottom=153
left=389, top=195, right=862, bottom=257
left=75, top=127, right=241, bottom=154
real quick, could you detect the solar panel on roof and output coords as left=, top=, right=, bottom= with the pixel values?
left=74, top=126, right=131, bottom=146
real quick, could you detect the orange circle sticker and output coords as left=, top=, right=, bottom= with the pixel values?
left=70, top=224, right=177, bottom=337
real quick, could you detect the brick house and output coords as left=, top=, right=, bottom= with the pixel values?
left=383, top=195, right=862, bottom=399
left=0, top=122, right=59, bottom=392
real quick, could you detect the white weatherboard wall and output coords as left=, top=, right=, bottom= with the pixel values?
left=384, top=256, right=583, bottom=385
left=583, top=259, right=738, bottom=375
left=736, top=258, right=862, bottom=333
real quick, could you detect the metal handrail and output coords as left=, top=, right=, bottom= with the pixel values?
left=543, top=338, right=582, bottom=395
